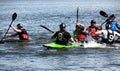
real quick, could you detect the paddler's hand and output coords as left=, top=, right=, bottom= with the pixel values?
left=74, top=38, right=78, bottom=42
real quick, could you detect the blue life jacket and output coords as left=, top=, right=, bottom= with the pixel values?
left=110, top=21, right=117, bottom=31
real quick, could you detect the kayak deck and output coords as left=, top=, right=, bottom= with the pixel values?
left=43, top=42, right=74, bottom=49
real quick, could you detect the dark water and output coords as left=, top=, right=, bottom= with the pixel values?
left=0, top=0, right=120, bottom=71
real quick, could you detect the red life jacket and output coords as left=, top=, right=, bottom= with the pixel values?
left=77, top=32, right=86, bottom=41
left=17, top=29, right=29, bottom=40
left=87, top=26, right=101, bottom=38
left=22, top=34, right=29, bottom=40
left=89, top=28, right=96, bottom=37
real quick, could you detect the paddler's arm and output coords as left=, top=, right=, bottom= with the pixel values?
left=70, top=37, right=75, bottom=43
left=96, top=26, right=102, bottom=30
left=95, top=31, right=101, bottom=36
left=6, top=33, right=18, bottom=37
left=10, top=25, right=22, bottom=33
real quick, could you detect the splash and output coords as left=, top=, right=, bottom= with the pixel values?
left=84, top=35, right=106, bottom=48
left=84, top=41, right=106, bottom=48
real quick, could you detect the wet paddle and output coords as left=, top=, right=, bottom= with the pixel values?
left=0, top=12, right=17, bottom=43
left=99, top=10, right=110, bottom=26
left=40, top=25, right=54, bottom=33
left=76, top=7, right=79, bottom=23
left=100, top=10, right=108, bottom=17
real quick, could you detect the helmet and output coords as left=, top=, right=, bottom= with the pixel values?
left=79, top=25, right=84, bottom=31
left=109, top=14, right=116, bottom=20
left=77, top=25, right=85, bottom=31
left=109, top=14, right=115, bottom=18
left=59, top=23, right=66, bottom=30
left=17, top=23, right=23, bottom=29
left=76, top=23, right=85, bottom=31
left=76, top=23, right=80, bottom=28
left=90, top=20, right=96, bottom=24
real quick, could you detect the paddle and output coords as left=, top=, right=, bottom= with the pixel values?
left=99, top=10, right=115, bottom=26
left=0, top=12, right=17, bottom=43
left=99, top=10, right=110, bottom=26
left=99, top=10, right=108, bottom=18
left=40, top=25, right=54, bottom=33
left=76, top=7, right=79, bottom=23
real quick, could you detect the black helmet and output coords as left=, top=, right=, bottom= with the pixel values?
left=90, top=20, right=96, bottom=24
left=17, top=23, right=23, bottom=29
left=109, top=14, right=116, bottom=19
left=110, top=14, right=115, bottom=18
left=59, top=23, right=66, bottom=29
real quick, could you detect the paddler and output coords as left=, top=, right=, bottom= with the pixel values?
left=104, top=14, right=120, bottom=33
left=6, top=23, right=29, bottom=40
left=86, top=20, right=102, bottom=39
left=73, top=22, right=87, bottom=42
left=51, top=23, right=75, bottom=45
left=95, top=25, right=120, bottom=44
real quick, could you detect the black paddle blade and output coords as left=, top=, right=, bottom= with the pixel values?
left=12, top=12, right=17, bottom=21
left=99, top=10, right=108, bottom=17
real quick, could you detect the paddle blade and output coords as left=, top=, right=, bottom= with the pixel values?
left=99, top=10, right=108, bottom=17
left=12, top=12, right=17, bottom=21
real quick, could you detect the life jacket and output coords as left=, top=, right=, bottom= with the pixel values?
left=17, top=29, right=29, bottom=40
left=77, top=32, right=86, bottom=41
left=110, top=21, right=117, bottom=31
left=102, top=30, right=114, bottom=44
left=55, top=30, right=71, bottom=45
left=22, top=34, right=29, bottom=40
left=88, top=26, right=97, bottom=37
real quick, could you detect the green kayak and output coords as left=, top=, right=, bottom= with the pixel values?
left=43, top=42, right=75, bottom=49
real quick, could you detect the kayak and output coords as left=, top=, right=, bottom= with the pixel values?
left=43, top=41, right=108, bottom=49
left=0, top=39, right=29, bottom=43
left=43, top=42, right=75, bottom=49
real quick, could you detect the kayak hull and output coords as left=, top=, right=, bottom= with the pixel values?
left=43, top=42, right=74, bottom=49
left=0, top=39, right=29, bottom=43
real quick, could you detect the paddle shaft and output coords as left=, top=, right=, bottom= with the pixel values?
left=76, top=7, right=79, bottom=23
left=99, top=10, right=109, bottom=26
left=40, top=25, right=54, bottom=33
left=101, top=20, right=107, bottom=26
left=0, top=12, right=17, bottom=42
left=1, top=20, right=14, bottom=41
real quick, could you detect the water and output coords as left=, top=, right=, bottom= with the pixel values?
left=0, top=0, right=120, bottom=71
